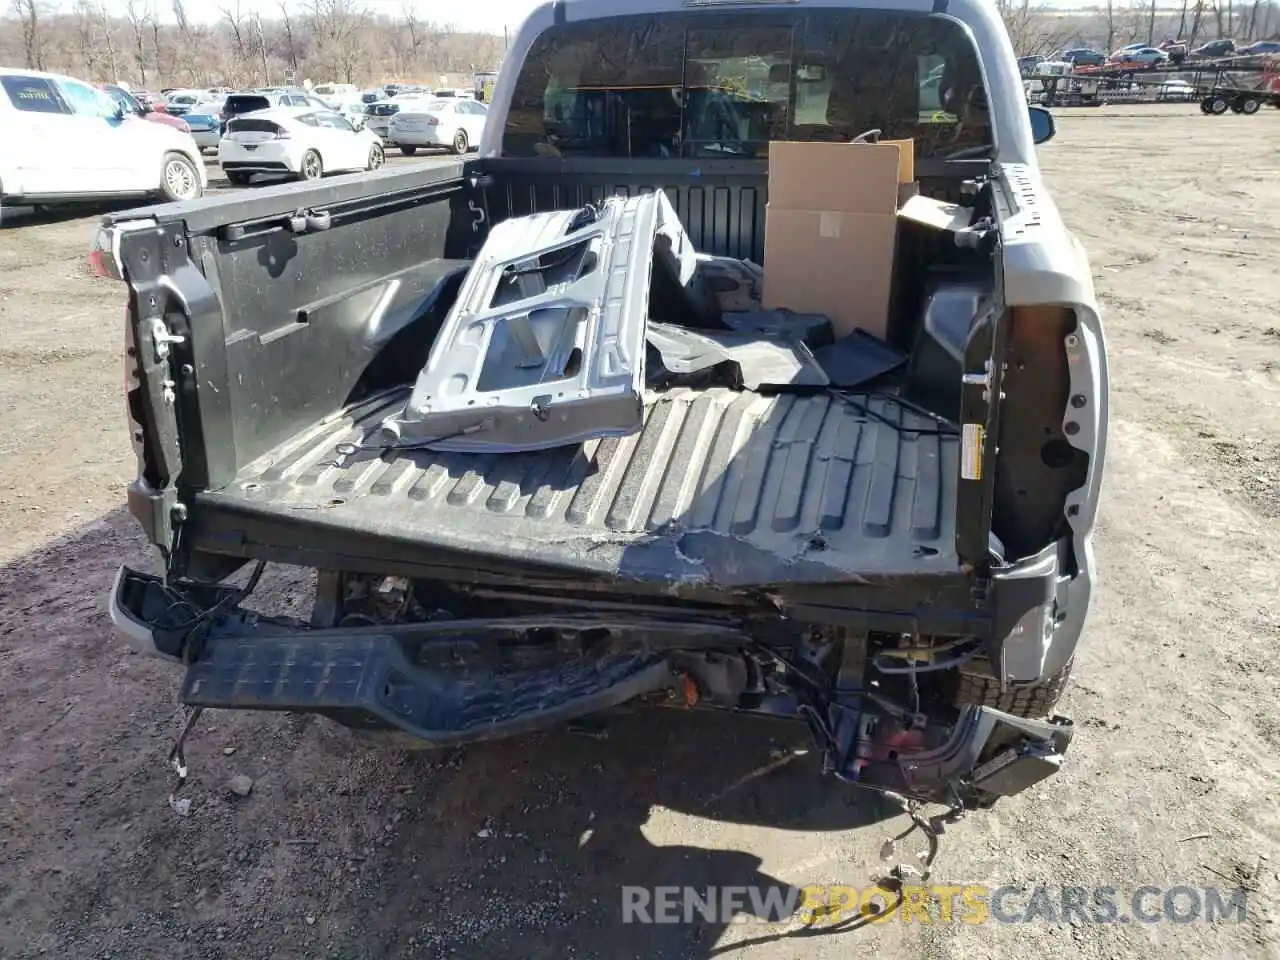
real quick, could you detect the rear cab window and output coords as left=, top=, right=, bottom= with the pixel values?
left=225, top=95, right=271, bottom=116
left=502, top=10, right=991, bottom=159
left=2, top=75, right=69, bottom=114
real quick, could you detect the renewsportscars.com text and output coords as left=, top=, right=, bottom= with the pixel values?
left=620, top=884, right=1250, bottom=926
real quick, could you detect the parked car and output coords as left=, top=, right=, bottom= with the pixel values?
left=1238, top=41, right=1280, bottom=55
left=363, top=92, right=434, bottom=140
left=1115, top=47, right=1169, bottom=66
left=101, top=83, right=190, bottom=132
left=1155, top=78, right=1196, bottom=101
left=331, top=98, right=370, bottom=128
left=182, top=110, right=222, bottom=150
left=1017, top=54, right=1046, bottom=77
left=1062, top=48, right=1106, bottom=66
left=98, top=0, right=1104, bottom=812
left=217, top=108, right=385, bottom=184
left=162, top=88, right=220, bottom=116
left=1191, top=38, right=1236, bottom=58
left=388, top=97, right=488, bottom=154
left=219, top=89, right=332, bottom=126
left=312, top=82, right=360, bottom=107
left=0, top=67, right=205, bottom=206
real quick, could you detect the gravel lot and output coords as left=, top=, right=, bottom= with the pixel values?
left=1, top=111, right=1277, bottom=959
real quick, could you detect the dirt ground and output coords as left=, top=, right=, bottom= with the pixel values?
left=1, top=110, right=1277, bottom=960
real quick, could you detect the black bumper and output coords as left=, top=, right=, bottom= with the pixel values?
left=109, top=564, right=1073, bottom=802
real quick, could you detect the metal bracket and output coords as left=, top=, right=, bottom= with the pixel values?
left=148, top=317, right=185, bottom=362
left=385, top=192, right=703, bottom=453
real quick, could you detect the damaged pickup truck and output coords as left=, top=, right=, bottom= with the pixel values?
left=99, top=0, right=1108, bottom=809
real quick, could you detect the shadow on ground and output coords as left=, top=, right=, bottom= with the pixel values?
left=0, top=509, right=899, bottom=960
left=0, top=198, right=148, bottom=230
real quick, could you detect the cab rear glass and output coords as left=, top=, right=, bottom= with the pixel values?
left=502, top=9, right=992, bottom=159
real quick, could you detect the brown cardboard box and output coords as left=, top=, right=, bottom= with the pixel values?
left=762, top=140, right=914, bottom=340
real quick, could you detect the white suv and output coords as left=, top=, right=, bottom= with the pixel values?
left=0, top=68, right=206, bottom=207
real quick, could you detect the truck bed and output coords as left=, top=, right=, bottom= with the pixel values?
left=196, top=386, right=961, bottom=589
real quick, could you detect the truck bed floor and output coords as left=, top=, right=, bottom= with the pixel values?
left=197, top=387, right=961, bottom=588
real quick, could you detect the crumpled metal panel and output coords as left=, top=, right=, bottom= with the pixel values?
left=382, top=192, right=694, bottom=454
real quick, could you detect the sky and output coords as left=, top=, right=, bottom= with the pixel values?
left=90, top=0, right=543, bottom=34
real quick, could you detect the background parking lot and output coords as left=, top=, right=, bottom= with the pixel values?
left=0, top=108, right=1277, bottom=959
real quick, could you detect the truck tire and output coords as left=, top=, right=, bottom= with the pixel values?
left=1230, top=98, right=1245, bottom=113
left=1200, top=97, right=1212, bottom=113
left=451, top=128, right=469, bottom=154
left=1240, top=96, right=1261, bottom=115
left=953, top=658, right=1074, bottom=718
left=1208, top=95, right=1229, bottom=114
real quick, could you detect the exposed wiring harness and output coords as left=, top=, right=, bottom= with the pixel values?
left=153, top=560, right=268, bottom=664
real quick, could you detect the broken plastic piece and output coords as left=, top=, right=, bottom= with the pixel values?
left=646, top=322, right=829, bottom=391
left=721, top=309, right=834, bottom=347
left=814, top=329, right=908, bottom=388
left=383, top=192, right=710, bottom=453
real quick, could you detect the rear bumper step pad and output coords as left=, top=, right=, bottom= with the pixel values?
left=181, top=629, right=676, bottom=746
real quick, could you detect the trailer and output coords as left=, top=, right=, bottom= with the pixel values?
left=1025, top=53, right=1280, bottom=112
left=1189, top=59, right=1280, bottom=113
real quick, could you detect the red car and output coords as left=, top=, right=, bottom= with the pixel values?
left=101, top=83, right=190, bottom=132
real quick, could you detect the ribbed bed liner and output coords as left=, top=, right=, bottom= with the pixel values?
left=200, top=387, right=961, bottom=587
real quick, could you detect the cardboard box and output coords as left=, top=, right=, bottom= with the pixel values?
left=762, top=140, right=914, bottom=341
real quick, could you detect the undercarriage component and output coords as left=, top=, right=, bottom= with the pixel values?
left=112, top=563, right=1073, bottom=804
left=381, top=191, right=713, bottom=453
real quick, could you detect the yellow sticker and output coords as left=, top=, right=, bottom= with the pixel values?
left=961, top=423, right=985, bottom=480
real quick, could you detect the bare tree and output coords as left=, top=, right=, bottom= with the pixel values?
left=150, top=13, right=167, bottom=80
left=305, top=0, right=372, bottom=83
left=1189, top=0, right=1207, bottom=43
left=222, top=0, right=247, bottom=62
left=95, top=2, right=120, bottom=80
left=252, top=12, right=269, bottom=84
left=0, top=6, right=507, bottom=89
left=278, top=0, right=299, bottom=74
left=10, top=0, right=46, bottom=69
left=170, top=0, right=189, bottom=37
left=123, top=0, right=151, bottom=84
left=71, top=0, right=102, bottom=74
